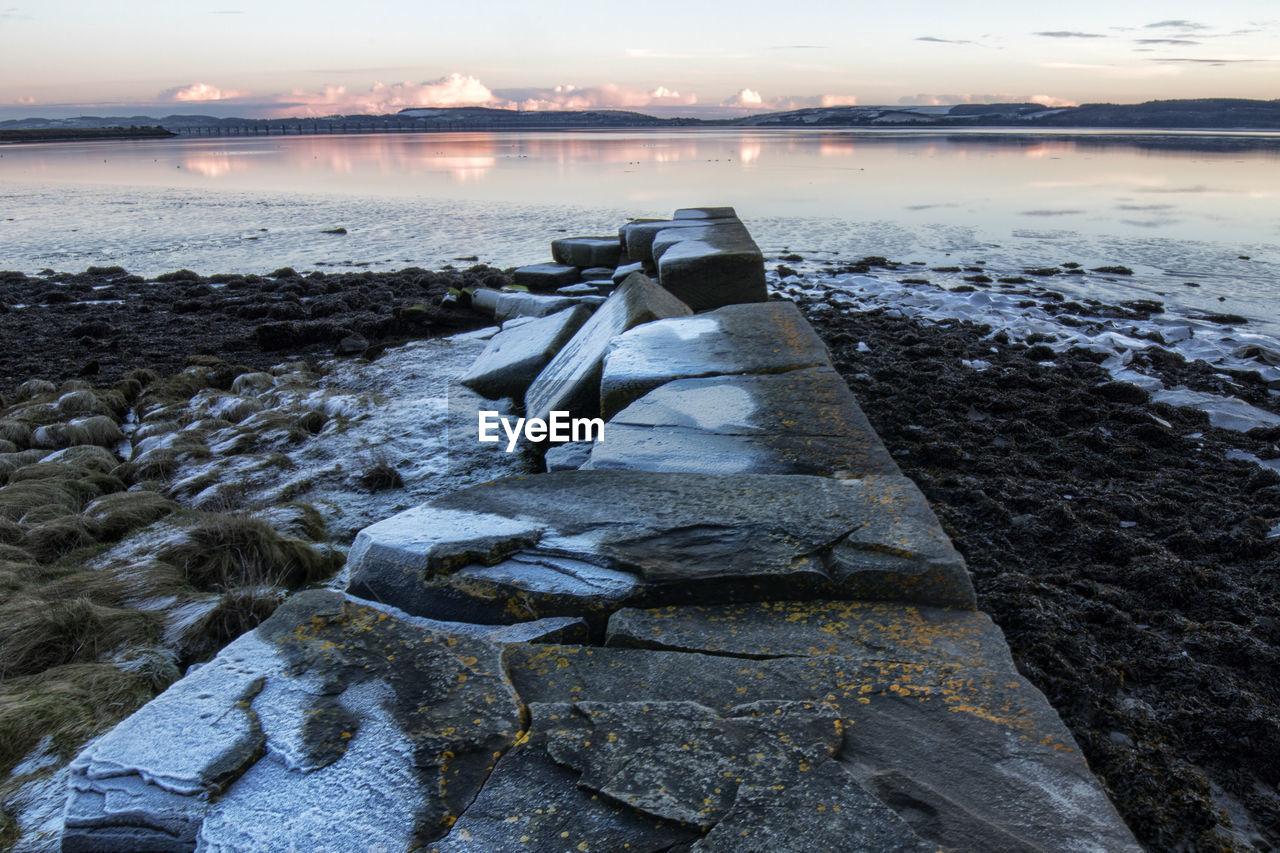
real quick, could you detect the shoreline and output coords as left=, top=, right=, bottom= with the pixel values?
left=2, top=261, right=1278, bottom=849
left=0, top=265, right=510, bottom=403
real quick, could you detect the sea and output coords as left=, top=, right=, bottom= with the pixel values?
left=3, top=127, right=1280, bottom=434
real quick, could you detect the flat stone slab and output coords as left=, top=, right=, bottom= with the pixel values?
left=550, top=236, right=622, bottom=268
left=600, top=301, right=832, bottom=419
left=434, top=699, right=931, bottom=852
left=459, top=304, right=593, bottom=400
left=512, top=262, right=579, bottom=289
left=585, top=366, right=900, bottom=477
left=62, top=591, right=526, bottom=852
left=503, top=600, right=1142, bottom=853
left=524, top=273, right=692, bottom=423
left=346, top=469, right=976, bottom=630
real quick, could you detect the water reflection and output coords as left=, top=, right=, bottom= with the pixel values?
left=1, top=127, right=1277, bottom=272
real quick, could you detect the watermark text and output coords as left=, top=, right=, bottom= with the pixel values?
left=478, top=410, right=605, bottom=452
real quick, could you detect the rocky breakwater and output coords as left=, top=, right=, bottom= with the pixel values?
left=61, top=209, right=1140, bottom=852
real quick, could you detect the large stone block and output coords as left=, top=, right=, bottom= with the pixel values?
left=600, top=301, right=832, bottom=419
left=650, top=221, right=753, bottom=263
left=655, top=222, right=767, bottom=312
left=62, top=591, right=526, bottom=852
left=524, top=272, right=692, bottom=423
left=674, top=205, right=739, bottom=220
left=512, top=262, right=579, bottom=290
left=459, top=304, right=593, bottom=400
left=550, top=236, right=622, bottom=268
left=504, top=600, right=1142, bottom=853
left=621, top=217, right=737, bottom=264
left=345, top=469, right=976, bottom=629
left=585, top=367, right=900, bottom=477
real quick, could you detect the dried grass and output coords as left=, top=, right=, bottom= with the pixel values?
left=155, top=513, right=339, bottom=591
left=82, top=491, right=178, bottom=541
left=0, top=597, right=158, bottom=678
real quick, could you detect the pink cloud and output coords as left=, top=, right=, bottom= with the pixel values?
left=282, top=73, right=497, bottom=115
left=720, top=90, right=859, bottom=112
left=508, top=83, right=697, bottom=111
left=723, top=88, right=764, bottom=107
left=169, top=82, right=249, bottom=102
left=898, top=93, right=1077, bottom=107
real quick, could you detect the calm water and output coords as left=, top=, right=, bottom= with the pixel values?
left=2, top=129, right=1278, bottom=329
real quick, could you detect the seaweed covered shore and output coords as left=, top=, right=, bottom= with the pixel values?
left=0, top=264, right=509, bottom=401
left=795, top=286, right=1280, bottom=851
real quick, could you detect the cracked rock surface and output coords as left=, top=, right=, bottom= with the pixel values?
left=347, top=469, right=976, bottom=628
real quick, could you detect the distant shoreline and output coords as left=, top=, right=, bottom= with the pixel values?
left=5, top=98, right=1280, bottom=139
left=0, top=126, right=174, bottom=144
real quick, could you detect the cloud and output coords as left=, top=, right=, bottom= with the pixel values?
left=1034, top=31, right=1107, bottom=38
left=284, top=73, right=497, bottom=114
left=167, top=82, right=250, bottom=102
left=1145, top=19, right=1210, bottom=30
left=1146, top=57, right=1268, bottom=64
left=1134, top=38, right=1200, bottom=45
left=916, top=36, right=976, bottom=45
left=496, top=83, right=697, bottom=111
left=723, top=88, right=763, bottom=107
left=898, top=93, right=1076, bottom=107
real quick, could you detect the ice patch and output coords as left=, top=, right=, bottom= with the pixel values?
left=1150, top=389, right=1280, bottom=432
left=791, top=271, right=1280, bottom=438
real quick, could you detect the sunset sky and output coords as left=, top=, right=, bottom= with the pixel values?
left=0, top=0, right=1275, bottom=119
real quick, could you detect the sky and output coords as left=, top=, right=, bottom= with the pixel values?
left=0, top=0, right=1276, bottom=119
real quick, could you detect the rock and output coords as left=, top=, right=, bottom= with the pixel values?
left=621, top=218, right=735, bottom=265
left=612, top=261, right=645, bottom=284
left=503, top=600, right=1142, bottom=853
left=435, top=696, right=931, bottom=852
left=650, top=220, right=752, bottom=262
left=430, top=704, right=699, bottom=852
left=346, top=469, right=975, bottom=630
left=512, top=263, right=580, bottom=290
left=674, top=206, right=739, bottom=220
left=335, top=333, right=369, bottom=355
left=543, top=440, right=594, bottom=471
left=495, top=292, right=601, bottom=323
left=655, top=221, right=767, bottom=313
left=460, top=304, right=593, bottom=400
left=580, top=267, right=615, bottom=281
left=550, top=237, right=622, bottom=268
left=63, top=591, right=525, bottom=852
left=585, top=367, right=899, bottom=477
left=524, top=273, right=692, bottom=424
left=469, top=288, right=502, bottom=315
left=554, top=282, right=605, bottom=295
left=600, top=301, right=832, bottom=419
left=469, top=289, right=602, bottom=323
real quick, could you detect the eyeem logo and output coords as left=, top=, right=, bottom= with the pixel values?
left=478, top=411, right=605, bottom=452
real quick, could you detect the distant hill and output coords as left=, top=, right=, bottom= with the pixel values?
left=3, top=99, right=1279, bottom=137
left=737, top=99, right=1280, bottom=129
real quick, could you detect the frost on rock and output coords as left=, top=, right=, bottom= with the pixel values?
left=61, top=591, right=525, bottom=852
